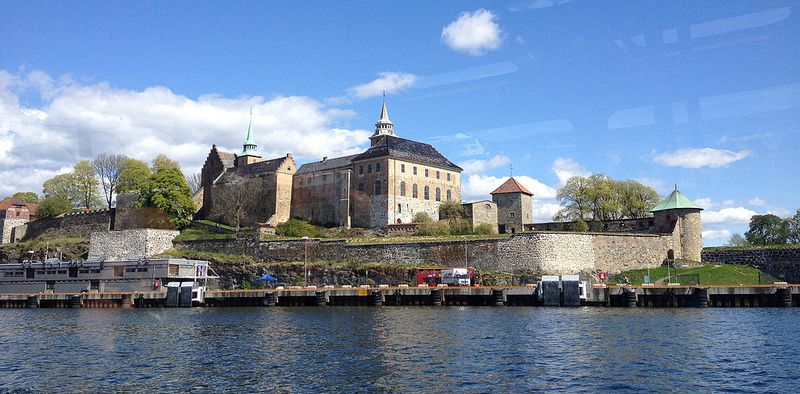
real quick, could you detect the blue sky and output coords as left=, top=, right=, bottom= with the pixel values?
left=1, top=0, right=798, bottom=245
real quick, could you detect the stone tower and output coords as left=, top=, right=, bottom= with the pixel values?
left=491, top=177, right=533, bottom=234
left=651, top=187, right=703, bottom=262
left=237, top=108, right=262, bottom=166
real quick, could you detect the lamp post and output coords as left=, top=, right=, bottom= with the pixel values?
left=463, top=236, right=468, bottom=268
left=302, top=236, right=309, bottom=287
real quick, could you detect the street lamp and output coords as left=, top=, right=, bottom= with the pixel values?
left=463, top=237, right=468, bottom=268
left=302, top=236, right=309, bottom=287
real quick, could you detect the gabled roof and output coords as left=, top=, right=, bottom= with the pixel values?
left=0, top=197, right=26, bottom=211
left=650, top=188, right=703, bottom=212
left=296, top=154, right=358, bottom=175
left=352, top=135, right=462, bottom=171
left=490, top=177, right=533, bottom=196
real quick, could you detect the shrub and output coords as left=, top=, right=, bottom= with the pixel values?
left=438, top=200, right=466, bottom=219
left=276, top=219, right=324, bottom=237
left=412, top=212, right=433, bottom=223
left=474, top=223, right=495, bottom=235
left=567, top=220, right=589, bottom=232
left=416, top=221, right=450, bottom=236
left=448, top=217, right=473, bottom=235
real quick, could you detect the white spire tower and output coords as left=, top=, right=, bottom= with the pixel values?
left=370, top=94, right=395, bottom=145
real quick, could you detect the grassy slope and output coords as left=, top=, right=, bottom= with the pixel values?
left=609, top=264, right=779, bottom=286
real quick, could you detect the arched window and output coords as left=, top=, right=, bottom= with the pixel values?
left=374, top=180, right=382, bottom=195
left=447, top=190, right=452, bottom=201
left=400, top=181, right=406, bottom=196
left=424, top=186, right=430, bottom=200
left=435, top=188, right=441, bottom=201
left=412, top=184, right=418, bottom=198
left=358, top=183, right=365, bottom=192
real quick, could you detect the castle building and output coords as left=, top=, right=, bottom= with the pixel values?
left=491, top=177, right=533, bottom=234
left=650, top=187, right=704, bottom=262
left=292, top=101, right=463, bottom=228
left=196, top=113, right=296, bottom=228
left=0, top=197, right=37, bottom=244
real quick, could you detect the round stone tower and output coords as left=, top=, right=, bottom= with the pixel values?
left=650, top=187, right=703, bottom=262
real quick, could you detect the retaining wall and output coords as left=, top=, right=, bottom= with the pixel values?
left=702, top=247, right=800, bottom=283
left=89, top=229, right=180, bottom=261
left=21, top=210, right=111, bottom=240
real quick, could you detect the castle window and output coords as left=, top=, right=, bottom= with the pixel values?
left=359, top=166, right=364, bottom=175
left=447, top=173, right=451, bottom=182
left=322, top=175, right=327, bottom=182
left=398, top=204, right=402, bottom=213
left=424, top=186, right=430, bottom=200
left=376, top=163, right=381, bottom=172
left=401, top=164, right=405, bottom=173
left=374, top=180, right=382, bottom=195
left=424, top=169, right=429, bottom=177
left=368, top=164, right=372, bottom=173
left=435, top=188, right=441, bottom=201
left=358, top=183, right=365, bottom=192
left=412, top=184, right=418, bottom=198
left=510, top=212, right=515, bottom=218
left=413, top=166, right=417, bottom=175
left=447, top=190, right=452, bottom=201
left=299, top=178, right=303, bottom=185
left=484, top=203, right=491, bottom=211
left=336, top=173, right=340, bottom=180
left=436, top=171, right=440, bottom=179
left=400, top=181, right=406, bottom=196
left=307, top=177, right=312, bottom=184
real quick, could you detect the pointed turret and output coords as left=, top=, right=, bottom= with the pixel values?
left=237, top=108, right=262, bottom=166
left=370, top=98, right=396, bottom=146
left=651, top=186, right=703, bottom=262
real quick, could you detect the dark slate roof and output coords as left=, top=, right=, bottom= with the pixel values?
left=296, top=154, right=358, bottom=175
left=217, top=151, right=236, bottom=169
left=490, top=177, right=533, bottom=196
left=351, top=136, right=462, bottom=171
left=217, top=156, right=290, bottom=182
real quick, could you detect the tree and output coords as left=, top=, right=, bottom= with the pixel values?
left=554, top=175, right=659, bottom=221
left=744, top=214, right=787, bottom=246
left=11, top=192, right=38, bottom=204
left=412, top=212, right=433, bottom=223
left=93, top=153, right=127, bottom=209
left=725, top=233, right=750, bottom=247
left=43, top=173, right=77, bottom=204
left=186, top=172, right=203, bottom=194
left=117, top=158, right=152, bottom=194
left=786, top=209, right=800, bottom=244
left=37, top=196, right=71, bottom=218
left=151, top=154, right=181, bottom=172
left=438, top=200, right=465, bottom=219
left=72, top=160, right=102, bottom=209
left=137, top=167, right=195, bottom=229
left=554, top=176, right=591, bottom=221
left=617, top=180, right=660, bottom=219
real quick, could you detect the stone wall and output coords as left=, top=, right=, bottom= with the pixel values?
left=178, top=231, right=674, bottom=275
left=21, top=210, right=111, bottom=241
left=1, top=218, right=28, bottom=244
left=464, top=201, right=498, bottom=232
left=702, top=247, right=800, bottom=283
left=88, top=229, right=180, bottom=261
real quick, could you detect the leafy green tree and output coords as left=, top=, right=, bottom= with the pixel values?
left=438, top=200, right=466, bottom=219
left=11, top=192, right=38, bottom=204
left=117, top=158, right=152, bottom=194
left=42, top=173, right=77, bottom=203
left=447, top=217, right=473, bottom=235
left=617, top=180, right=661, bottom=219
left=474, top=223, right=496, bottom=235
left=726, top=233, right=750, bottom=247
left=275, top=219, right=323, bottom=237
left=73, top=160, right=102, bottom=209
left=554, top=175, right=591, bottom=221
left=567, top=220, right=589, bottom=232
left=137, top=168, right=195, bottom=229
left=37, top=196, right=71, bottom=218
left=786, top=209, right=800, bottom=244
left=744, top=214, right=787, bottom=246
left=92, top=153, right=127, bottom=209
left=555, top=175, right=659, bottom=221
left=151, top=153, right=181, bottom=172
left=412, top=212, right=433, bottom=223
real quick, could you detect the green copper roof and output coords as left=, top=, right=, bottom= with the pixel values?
left=241, top=110, right=258, bottom=156
left=650, top=188, right=703, bottom=212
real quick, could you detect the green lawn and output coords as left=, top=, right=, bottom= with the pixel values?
left=609, top=264, right=779, bottom=286
left=174, top=228, right=235, bottom=241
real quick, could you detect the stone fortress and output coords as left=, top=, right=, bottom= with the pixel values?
left=193, top=100, right=705, bottom=263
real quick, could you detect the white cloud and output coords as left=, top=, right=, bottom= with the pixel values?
left=441, top=9, right=502, bottom=55
left=747, top=197, right=766, bottom=206
left=462, top=174, right=556, bottom=201
left=653, top=147, right=752, bottom=168
left=458, top=155, right=511, bottom=175
left=636, top=177, right=669, bottom=194
left=702, top=207, right=758, bottom=225
left=703, top=229, right=732, bottom=240
left=0, top=69, right=371, bottom=197
left=347, top=72, right=418, bottom=99
left=532, top=200, right=561, bottom=222
left=694, top=197, right=715, bottom=210
left=551, top=157, right=588, bottom=185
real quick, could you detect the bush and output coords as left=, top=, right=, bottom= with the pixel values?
left=276, top=219, right=324, bottom=237
left=412, top=212, right=433, bottom=223
left=416, top=221, right=450, bottom=236
left=474, top=223, right=495, bottom=235
left=567, top=220, right=589, bottom=232
left=438, top=200, right=466, bottom=219
left=448, top=217, right=473, bottom=235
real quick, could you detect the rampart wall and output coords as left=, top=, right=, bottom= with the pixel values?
left=702, top=247, right=800, bottom=283
left=21, top=210, right=112, bottom=241
left=178, top=231, right=674, bottom=275
left=88, top=229, right=180, bottom=261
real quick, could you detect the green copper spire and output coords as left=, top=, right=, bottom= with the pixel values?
left=242, top=107, right=258, bottom=156
left=650, top=186, right=703, bottom=212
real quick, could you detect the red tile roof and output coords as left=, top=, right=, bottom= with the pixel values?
left=490, top=177, right=533, bottom=196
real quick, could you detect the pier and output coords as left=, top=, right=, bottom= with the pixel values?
left=0, top=284, right=797, bottom=308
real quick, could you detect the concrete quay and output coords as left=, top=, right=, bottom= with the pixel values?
left=0, top=284, right=797, bottom=308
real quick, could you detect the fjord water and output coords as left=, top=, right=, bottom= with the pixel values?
left=1, top=307, right=798, bottom=392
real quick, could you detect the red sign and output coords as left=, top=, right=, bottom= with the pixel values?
left=598, top=271, right=608, bottom=282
